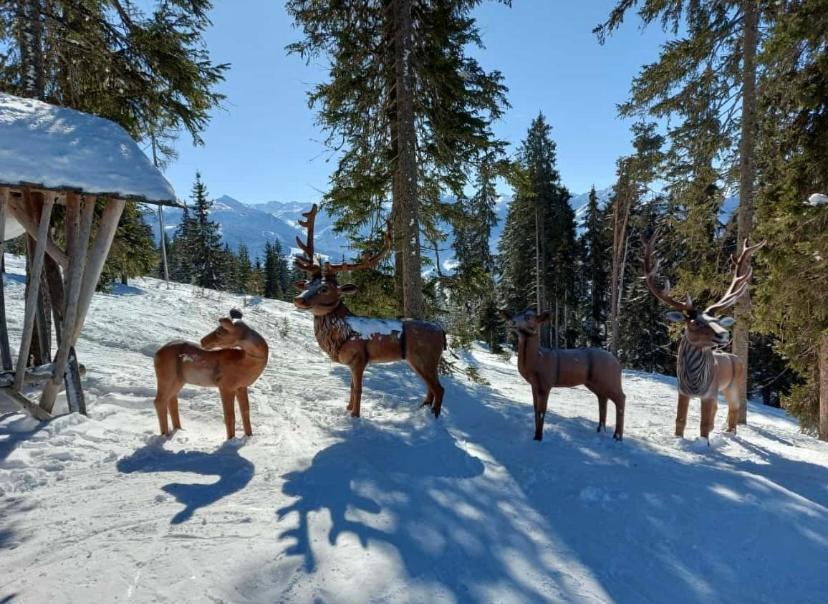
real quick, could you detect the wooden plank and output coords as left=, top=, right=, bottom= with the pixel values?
left=0, top=388, right=52, bottom=422
left=0, top=189, right=12, bottom=371
left=41, top=193, right=91, bottom=413
left=71, top=199, right=125, bottom=344
left=6, top=197, right=70, bottom=270
left=14, top=197, right=54, bottom=392
left=65, top=347, right=85, bottom=415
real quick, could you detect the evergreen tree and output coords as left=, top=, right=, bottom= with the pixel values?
left=579, top=186, right=611, bottom=347
left=189, top=173, right=223, bottom=290
left=286, top=0, right=508, bottom=317
left=753, top=0, right=828, bottom=437
left=596, top=0, right=772, bottom=421
left=499, top=114, right=575, bottom=348
left=237, top=244, right=253, bottom=295
left=99, top=203, right=157, bottom=289
left=0, top=1, right=227, bottom=164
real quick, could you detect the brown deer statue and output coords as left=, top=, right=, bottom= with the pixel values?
left=153, top=309, right=269, bottom=440
left=292, top=204, right=446, bottom=418
left=641, top=232, right=765, bottom=440
left=500, top=308, right=626, bottom=441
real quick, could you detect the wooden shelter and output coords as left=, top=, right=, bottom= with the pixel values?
left=0, top=93, right=179, bottom=420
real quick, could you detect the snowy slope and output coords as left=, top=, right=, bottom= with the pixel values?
left=1, top=253, right=827, bottom=603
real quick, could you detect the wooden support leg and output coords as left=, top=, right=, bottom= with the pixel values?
left=0, top=191, right=12, bottom=371
left=41, top=195, right=94, bottom=414
left=14, top=197, right=54, bottom=392
left=27, top=234, right=51, bottom=366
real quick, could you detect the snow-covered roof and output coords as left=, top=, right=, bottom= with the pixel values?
left=0, top=93, right=177, bottom=204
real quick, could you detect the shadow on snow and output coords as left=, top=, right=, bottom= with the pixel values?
left=117, top=439, right=254, bottom=524
left=272, top=360, right=828, bottom=603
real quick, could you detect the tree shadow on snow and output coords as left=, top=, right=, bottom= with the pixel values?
left=274, top=361, right=828, bottom=603
left=117, top=439, right=254, bottom=524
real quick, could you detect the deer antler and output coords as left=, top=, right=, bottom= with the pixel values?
left=641, top=229, right=694, bottom=312
left=323, top=220, right=392, bottom=276
left=704, top=238, right=766, bottom=315
left=294, top=204, right=322, bottom=278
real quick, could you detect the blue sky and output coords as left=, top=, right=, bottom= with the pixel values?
left=161, top=1, right=668, bottom=204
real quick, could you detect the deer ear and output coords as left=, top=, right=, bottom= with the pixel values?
left=219, top=318, right=234, bottom=329
left=665, top=311, right=685, bottom=322
left=293, top=280, right=307, bottom=291
left=339, top=284, right=358, bottom=296
left=717, top=316, right=736, bottom=328
left=499, top=310, right=512, bottom=321
left=536, top=311, right=551, bottom=324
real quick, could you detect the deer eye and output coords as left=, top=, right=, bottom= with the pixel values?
left=319, top=286, right=329, bottom=294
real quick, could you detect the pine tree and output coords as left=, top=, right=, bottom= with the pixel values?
left=499, top=114, right=574, bottom=348
left=101, top=204, right=158, bottom=288
left=286, top=0, right=508, bottom=317
left=0, top=1, right=227, bottom=164
left=596, top=0, right=772, bottom=421
left=579, top=186, right=611, bottom=347
left=236, top=244, right=253, bottom=295
left=189, top=173, right=223, bottom=290
left=753, top=0, right=828, bottom=437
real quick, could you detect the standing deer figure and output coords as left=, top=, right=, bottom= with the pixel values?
left=641, top=232, right=765, bottom=439
left=292, top=205, right=446, bottom=418
left=153, top=309, right=269, bottom=440
left=500, top=309, right=626, bottom=441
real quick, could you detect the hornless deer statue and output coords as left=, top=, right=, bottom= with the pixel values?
left=500, top=309, right=626, bottom=441
left=641, top=232, right=765, bottom=439
left=153, top=309, right=269, bottom=440
left=292, top=205, right=447, bottom=418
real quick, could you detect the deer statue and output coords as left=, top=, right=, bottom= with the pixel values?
left=500, top=308, right=626, bottom=442
left=153, top=309, right=269, bottom=440
left=641, top=232, right=765, bottom=439
left=292, top=204, right=446, bottom=418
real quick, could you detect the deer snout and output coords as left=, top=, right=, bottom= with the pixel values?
left=293, top=294, right=311, bottom=310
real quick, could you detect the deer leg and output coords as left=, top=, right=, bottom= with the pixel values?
left=536, top=388, right=550, bottom=441
left=350, top=363, right=365, bottom=418
left=220, top=388, right=237, bottom=440
left=237, top=387, right=252, bottom=437
left=700, top=397, right=716, bottom=441
left=675, top=394, right=690, bottom=437
left=168, top=395, right=182, bottom=431
left=154, top=396, right=170, bottom=436
left=612, top=392, right=625, bottom=441
left=408, top=357, right=444, bottom=418
left=597, top=396, right=608, bottom=433
left=724, top=385, right=740, bottom=433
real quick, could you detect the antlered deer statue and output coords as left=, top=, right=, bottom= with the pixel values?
left=153, top=309, right=269, bottom=440
left=641, top=232, right=765, bottom=439
left=292, top=205, right=447, bottom=418
left=500, top=309, right=626, bottom=441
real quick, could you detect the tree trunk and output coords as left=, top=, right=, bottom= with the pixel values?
left=392, top=0, right=424, bottom=319
left=609, top=183, right=632, bottom=356
left=735, top=0, right=758, bottom=424
left=819, top=332, right=828, bottom=442
left=18, top=0, right=45, bottom=100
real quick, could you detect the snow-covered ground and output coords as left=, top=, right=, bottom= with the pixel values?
left=1, top=253, right=827, bottom=603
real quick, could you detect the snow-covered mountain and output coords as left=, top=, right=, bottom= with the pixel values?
left=144, top=188, right=613, bottom=270
left=2, top=251, right=826, bottom=603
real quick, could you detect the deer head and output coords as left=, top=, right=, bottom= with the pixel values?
left=292, top=204, right=392, bottom=316
left=201, top=309, right=247, bottom=349
left=641, top=231, right=765, bottom=349
left=499, top=308, right=551, bottom=336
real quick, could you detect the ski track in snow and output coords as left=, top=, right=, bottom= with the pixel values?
left=1, top=253, right=827, bottom=603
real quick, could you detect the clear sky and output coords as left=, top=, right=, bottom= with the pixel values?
left=161, top=1, right=668, bottom=204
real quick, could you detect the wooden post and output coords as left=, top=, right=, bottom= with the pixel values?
left=0, top=188, right=12, bottom=371
left=6, top=197, right=69, bottom=269
left=71, top=199, right=125, bottom=344
left=14, top=197, right=54, bottom=391
left=41, top=194, right=93, bottom=413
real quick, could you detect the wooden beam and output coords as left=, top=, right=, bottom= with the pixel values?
left=0, top=188, right=12, bottom=371
left=41, top=194, right=92, bottom=413
left=6, top=198, right=69, bottom=270
left=0, top=388, right=52, bottom=422
left=14, top=197, right=54, bottom=391
left=71, top=199, right=125, bottom=344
